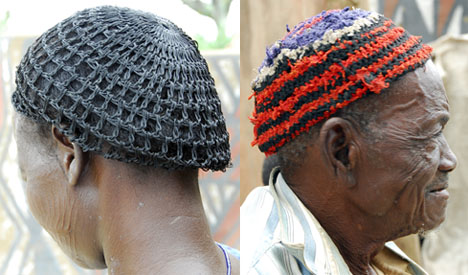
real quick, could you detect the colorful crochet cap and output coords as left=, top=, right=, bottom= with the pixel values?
left=12, top=6, right=231, bottom=171
left=250, top=8, right=432, bottom=155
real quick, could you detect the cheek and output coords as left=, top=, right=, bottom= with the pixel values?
left=408, top=140, right=440, bottom=184
left=15, top=131, right=104, bottom=267
left=25, top=174, right=84, bottom=261
left=20, top=147, right=71, bottom=235
left=25, top=169, right=70, bottom=234
left=26, top=172, right=103, bottom=269
left=360, top=140, right=438, bottom=215
left=394, top=141, right=441, bottom=227
left=414, top=140, right=448, bottom=229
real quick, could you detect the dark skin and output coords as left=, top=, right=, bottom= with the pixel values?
left=282, top=60, right=457, bottom=275
left=13, top=116, right=240, bottom=274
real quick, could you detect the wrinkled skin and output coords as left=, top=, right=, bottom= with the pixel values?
left=285, top=59, right=457, bottom=275
left=14, top=116, right=103, bottom=268
left=350, top=59, right=456, bottom=235
left=13, top=116, right=240, bottom=274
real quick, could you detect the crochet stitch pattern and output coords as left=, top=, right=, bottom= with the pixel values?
left=12, top=6, right=231, bottom=171
left=250, top=8, right=432, bottom=155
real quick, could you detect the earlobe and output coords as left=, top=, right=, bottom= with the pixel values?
left=68, top=146, right=85, bottom=186
left=51, top=126, right=85, bottom=186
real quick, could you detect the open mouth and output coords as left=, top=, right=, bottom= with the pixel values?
left=427, top=182, right=449, bottom=199
left=427, top=181, right=448, bottom=193
left=429, top=185, right=448, bottom=193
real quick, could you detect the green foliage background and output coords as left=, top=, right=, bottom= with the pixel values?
left=0, top=11, right=9, bottom=34
left=182, top=0, right=233, bottom=50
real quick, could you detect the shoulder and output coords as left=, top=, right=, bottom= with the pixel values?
left=241, top=187, right=277, bottom=273
left=241, top=186, right=274, bottom=210
left=241, top=187, right=312, bottom=274
left=241, top=186, right=277, bottom=235
left=241, top=186, right=276, bottom=236
left=242, top=242, right=307, bottom=275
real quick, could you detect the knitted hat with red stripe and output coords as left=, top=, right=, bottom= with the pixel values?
left=250, top=7, right=432, bottom=155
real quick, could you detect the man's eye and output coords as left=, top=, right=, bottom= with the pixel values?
left=428, top=125, right=444, bottom=139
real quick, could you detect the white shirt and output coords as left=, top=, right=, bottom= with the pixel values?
left=241, top=169, right=427, bottom=275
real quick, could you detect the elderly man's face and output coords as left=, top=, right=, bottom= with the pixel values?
left=352, top=60, right=457, bottom=234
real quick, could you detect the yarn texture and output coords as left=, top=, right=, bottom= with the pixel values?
left=250, top=7, right=432, bottom=155
left=12, top=6, right=231, bottom=171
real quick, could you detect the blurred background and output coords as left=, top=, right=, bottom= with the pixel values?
left=240, top=0, right=468, bottom=274
left=0, top=0, right=239, bottom=274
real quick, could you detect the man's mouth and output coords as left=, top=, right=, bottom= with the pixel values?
left=426, top=182, right=449, bottom=199
left=429, top=183, right=448, bottom=193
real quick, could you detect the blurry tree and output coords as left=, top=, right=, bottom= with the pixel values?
left=182, top=0, right=232, bottom=49
left=322, top=0, right=368, bottom=10
left=0, top=11, right=9, bottom=33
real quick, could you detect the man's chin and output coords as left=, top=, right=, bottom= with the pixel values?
left=70, top=254, right=107, bottom=270
left=418, top=217, right=446, bottom=237
left=418, top=204, right=448, bottom=234
left=59, top=245, right=107, bottom=270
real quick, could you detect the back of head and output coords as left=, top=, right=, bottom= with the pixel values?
left=12, top=6, right=231, bottom=171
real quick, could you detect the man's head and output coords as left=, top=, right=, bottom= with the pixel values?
left=250, top=8, right=456, bottom=238
left=13, top=6, right=230, bottom=171
left=12, top=6, right=230, bottom=268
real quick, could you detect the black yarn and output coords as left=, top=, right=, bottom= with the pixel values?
left=12, top=6, right=231, bottom=171
left=255, top=33, right=421, bottom=137
left=258, top=61, right=426, bottom=152
left=254, top=20, right=399, bottom=115
left=253, top=17, right=388, bottom=94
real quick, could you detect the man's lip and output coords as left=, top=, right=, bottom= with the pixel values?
left=427, top=182, right=449, bottom=193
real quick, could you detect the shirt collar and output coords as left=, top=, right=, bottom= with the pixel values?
left=268, top=168, right=352, bottom=274
left=268, top=168, right=427, bottom=275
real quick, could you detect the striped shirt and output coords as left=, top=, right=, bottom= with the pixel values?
left=240, top=168, right=428, bottom=275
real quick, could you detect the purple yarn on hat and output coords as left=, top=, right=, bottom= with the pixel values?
left=259, top=7, right=371, bottom=70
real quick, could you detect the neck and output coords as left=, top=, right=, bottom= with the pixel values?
left=319, top=213, right=384, bottom=275
left=95, top=163, right=226, bottom=274
left=288, top=177, right=386, bottom=275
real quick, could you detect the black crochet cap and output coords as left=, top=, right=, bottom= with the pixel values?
left=12, top=6, right=231, bottom=171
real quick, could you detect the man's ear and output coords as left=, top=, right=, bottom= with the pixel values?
left=319, top=117, right=358, bottom=185
left=51, top=126, right=85, bottom=186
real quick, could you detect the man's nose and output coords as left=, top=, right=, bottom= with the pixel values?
left=439, top=135, right=457, bottom=172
